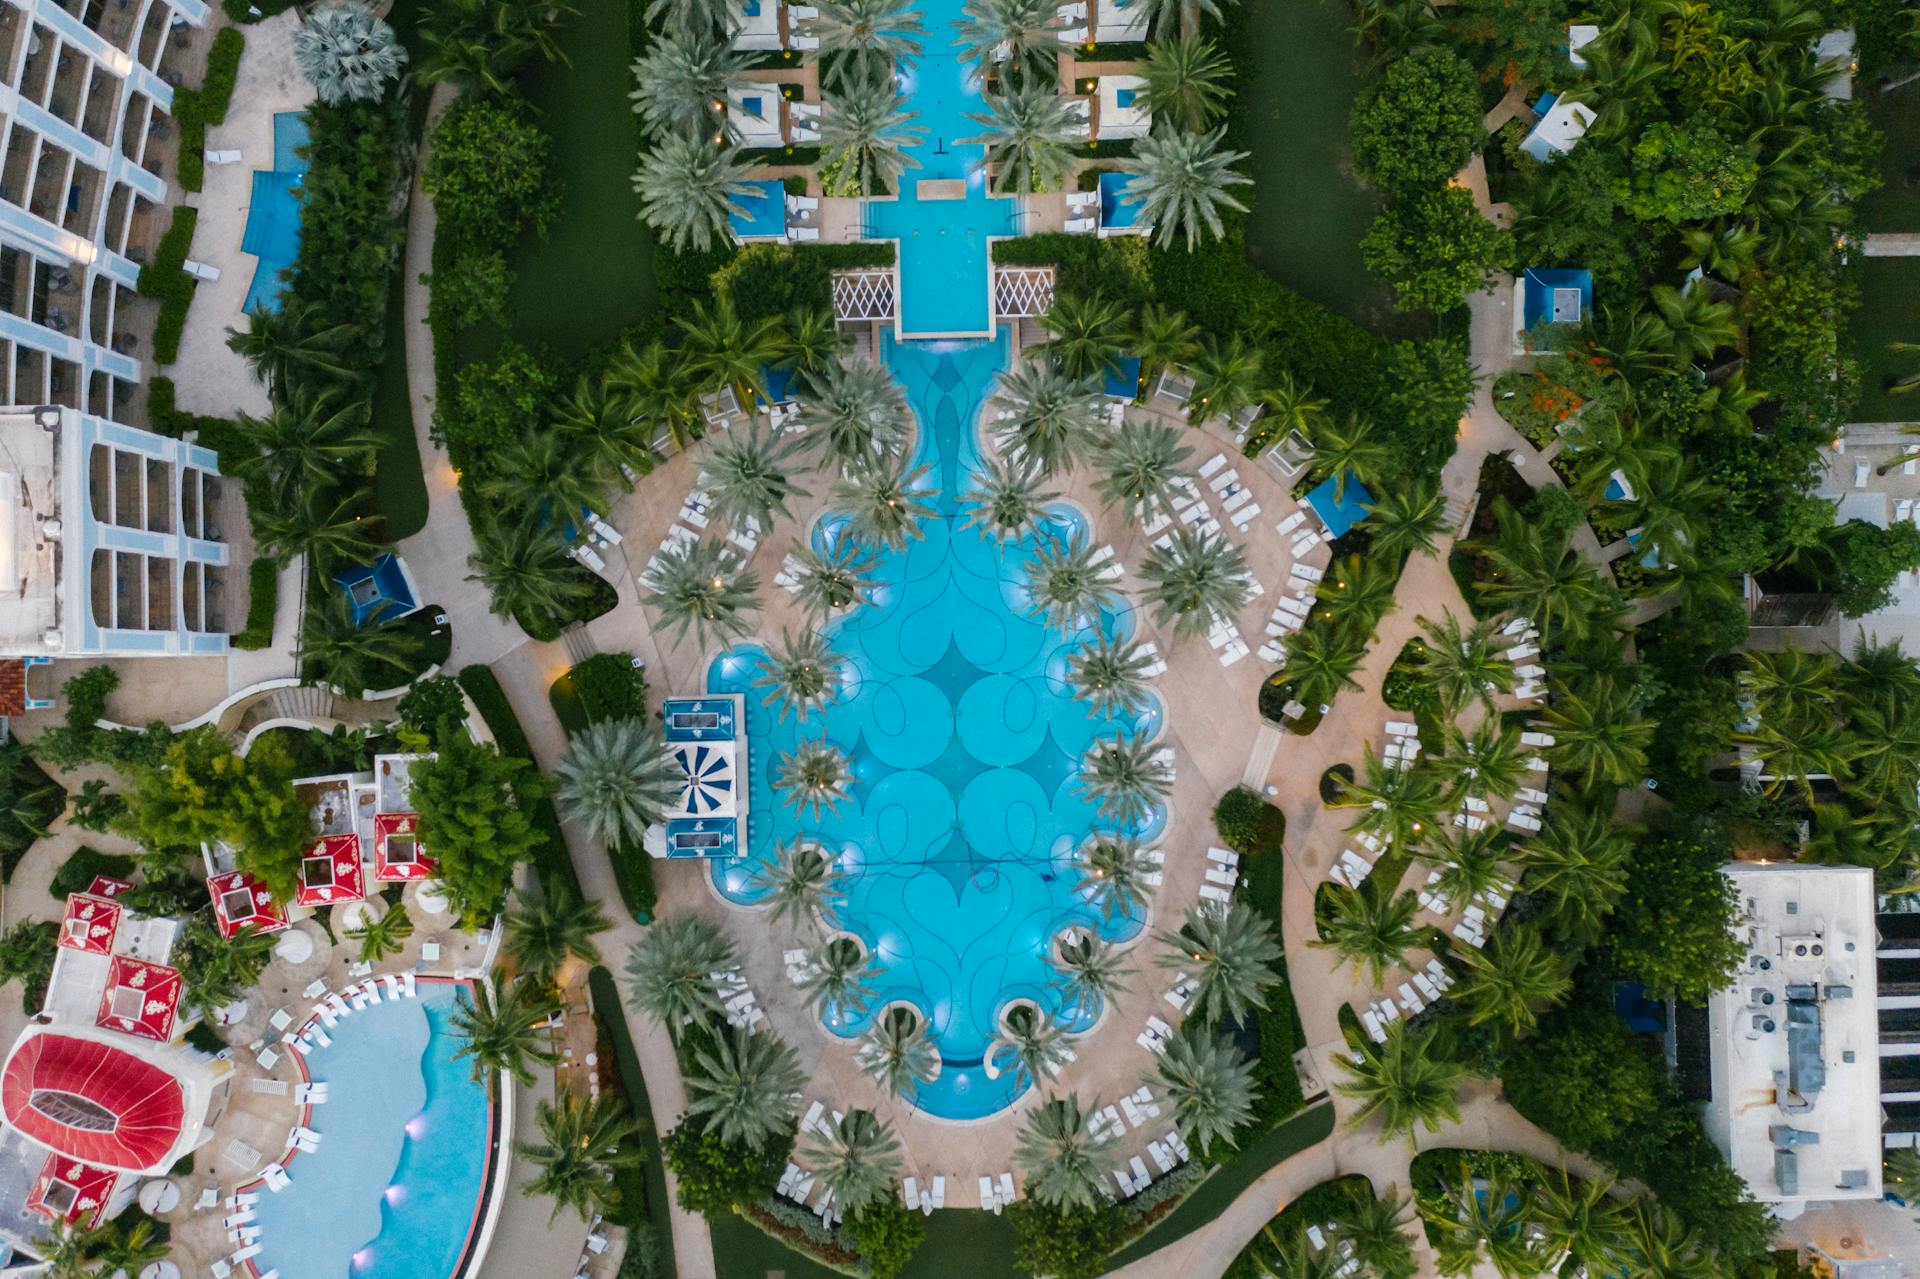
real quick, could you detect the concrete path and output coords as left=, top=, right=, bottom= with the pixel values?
left=1862, top=232, right=1920, bottom=256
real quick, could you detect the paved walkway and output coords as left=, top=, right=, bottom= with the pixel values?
left=1862, top=232, right=1920, bottom=256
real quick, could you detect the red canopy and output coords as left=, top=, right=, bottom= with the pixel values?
left=372, top=812, right=432, bottom=882
left=58, top=895, right=120, bottom=955
left=207, top=871, right=287, bottom=939
left=295, top=834, right=366, bottom=907
left=95, top=957, right=182, bottom=1044
left=1, top=1032, right=186, bottom=1171
left=26, top=1153, right=117, bottom=1228
left=86, top=876, right=132, bottom=899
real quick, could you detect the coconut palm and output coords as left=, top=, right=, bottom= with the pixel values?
left=624, top=914, right=740, bottom=1030
left=783, top=306, right=847, bottom=380
left=832, top=456, right=937, bottom=552
left=299, top=593, right=425, bottom=695
left=480, top=431, right=606, bottom=525
left=554, top=717, right=683, bottom=850
left=1741, top=718, right=1859, bottom=804
left=553, top=376, right=658, bottom=491
left=1626, top=1198, right=1719, bottom=1279
left=1334, top=748, right=1447, bottom=849
left=1614, top=461, right=1715, bottom=570
left=797, top=357, right=914, bottom=467
left=799, top=935, right=879, bottom=1022
left=1040, top=293, right=1131, bottom=381
left=1138, top=526, right=1254, bottom=640
left=1472, top=502, right=1613, bottom=643
left=1542, top=679, right=1655, bottom=790
left=791, top=537, right=882, bottom=617
left=805, top=0, right=925, bottom=87
left=996, top=357, right=1103, bottom=476
left=1315, top=884, right=1423, bottom=985
left=953, top=0, right=1058, bottom=84
left=1026, top=532, right=1123, bottom=632
left=1184, top=331, right=1264, bottom=425
left=1078, top=732, right=1173, bottom=825
left=89, top=1218, right=168, bottom=1279
left=1516, top=801, right=1632, bottom=941
left=1305, top=412, right=1391, bottom=505
left=1647, top=282, right=1738, bottom=362
left=1130, top=0, right=1227, bottom=38
left=971, top=79, right=1082, bottom=194
left=1451, top=923, right=1571, bottom=1037
left=503, top=891, right=613, bottom=985
left=1140, top=34, right=1231, bottom=132
left=1092, top=418, right=1194, bottom=515
left=1155, top=1033, right=1255, bottom=1156
left=450, top=972, right=560, bottom=1085
left=1418, top=823, right=1510, bottom=911
left=40, top=1219, right=115, bottom=1279
left=1277, top=620, right=1368, bottom=709
left=1258, top=371, right=1328, bottom=450
left=699, top=426, right=811, bottom=532
left=1121, top=126, right=1250, bottom=250
left=1249, top=1227, right=1345, bottom=1279
left=518, top=1091, right=645, bottom=1224
left=418, top=0, right=574, bottom=92
left=1561, top=409, right=1677, bottom=504
left=633, top=135, right=757, bottom=253
left=684, top=1025, right=808, bottom=1145
left=628, top=28, right=751, bottom=140
left=1079, top=835, right=1158, bottom=923
left=1154, top=901, right=1281, bottom=1026
left=467, top=519, right=596, bottom=625
left=988, top=1001, right=1071, bottom=1086
left=1417, top=612, right=1514, bottom=713
left=294, top=3, right=408, bottom=104
left=1421, top=1162, right=1542, bottom=1279
left=750, top=840, right=843, bottom=933
left=1742, top=645, right=1832, bottom=729
left=678, top=295, right=787, bottom=405
left=1014, top=1095, right=1107, bottom=1210
left=777, top=737, right=854, bottom=819
left=644, top=0, right=732, bottom=39
left=609, top=335, right=701, bottom=452
left=754, top=629, right=844, bottom=721
left=820, top=73, right=927, bottom=194
left=254, top=485, right=381, bottom=568
left=856, top=1004, right=939, bottom=1095
left=1053, top=933, right=1132, bottom=1017
left=803, top=1108, right=903, bottom=1214
left=1067, top=631, right=1154, bottom=719
left=1315, top=552, right=1398, bottom=636
left=643, top=536, right=762, bottom=648
left=225, top=300, right=359, bottom=396
left=963, top=454, right=1061, bottom=540
left=1433, top=717, right=1529, bottom=803
left=1336, top=1021, right=1464, bottom=1142
left=344, top=900, right=414, bottom=963
left=1330, top=1186, right=1418, bottom=1279
left=1133, top=301, right=1200, bottom=382
left=1533, top=1166, right=1634, bottom=1277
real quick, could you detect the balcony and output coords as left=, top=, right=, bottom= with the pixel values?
left=144, top=553, right=172, bottom=631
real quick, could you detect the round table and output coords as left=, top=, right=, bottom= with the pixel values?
left=216, top=999, right=249, bottom=1026
left=336, top=899, right=380, bottom=936
left=140, top=1261, right=181, bottom=1279
left=136, top=1179, right=180, bottom=1215
left=414, top=883, right=451, bottom=916
left=273, top=930, right=315, bottom=965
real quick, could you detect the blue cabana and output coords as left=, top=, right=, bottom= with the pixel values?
left=1520, top=268, right=1593, bottom=331
left=729, top=180, right=788, bottom=241
left=333, top=553, right=419, bottom=626
left=1304, top=473, right=1374, bottom=540
left=1103, top=356, right=1142, bottom=399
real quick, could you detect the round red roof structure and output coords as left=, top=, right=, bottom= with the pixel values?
left=1, top=1029, right=187, bottom=1172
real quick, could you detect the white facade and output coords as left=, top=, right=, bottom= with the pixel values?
left=1706, top=863, right=1882, bottom=1219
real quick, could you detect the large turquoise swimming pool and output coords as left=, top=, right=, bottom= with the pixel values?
left=710, top=335, right=1163, bottom=1119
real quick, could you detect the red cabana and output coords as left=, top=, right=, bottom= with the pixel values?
left=207, top=871, right=287, bottom=939
left=295, top=834, right=366, bottom=907
left=95, top=957, right=182, bottom=1044
left=86, top=876, right=132, bottom=899
left=26, top=1153, right=117, bottom=1228
left=372, top=813, right=432, bottom=882
left=58, top=894, right=120, bottom=955
left=1, top=1032, right=186, bottom=1171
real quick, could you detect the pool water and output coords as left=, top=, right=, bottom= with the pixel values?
left=710, top=334, right=1165, bottom=1119
left=240, top=112, right=311, bottom=315
left=248, top=981, right=494, bottom=1279
left=332, top=552, right=419, bottom=626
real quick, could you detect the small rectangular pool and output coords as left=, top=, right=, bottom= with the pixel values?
left=240, top=112, right=312, bottom=315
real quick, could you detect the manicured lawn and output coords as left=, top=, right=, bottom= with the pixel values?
left=506, top=0, right=659, bottom=361
left=1858, top=82, right=1920, bottom=233
left=368, top=260, right=428, bottom=538
left=711, top=1204, right=1019, bottom=1279
left=1845, top=256, right=1920, bottom=424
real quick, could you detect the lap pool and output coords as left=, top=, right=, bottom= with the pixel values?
left=240, top=111, right=310, bottom=316
left=247, top=979, right=497, bottom=1279
left=710, top=334, right=1165, bottom=1120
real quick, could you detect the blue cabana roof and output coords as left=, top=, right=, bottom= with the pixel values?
left=1098, top=172, right=1146, bottom=230
left=756, top=364, right=797, bottom=406
left=1104, top=356, right=1141, bottom=399
left=333, top=553, right=418, bottom=626
left=1521, top=268, right=1593, bottom=330
left=1304, top=473, right=1374, bottom=540
left=730, top=180, right=788, bottom=240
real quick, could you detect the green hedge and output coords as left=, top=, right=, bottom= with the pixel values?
left=221, top=0, right=293, bottom=21
left=49, top=846, right=135, bottom=899
left=453, top=665, right=581, bottom=900
left=231, top=558, right=278, bottom=649
left=172, top=28, right=246, bottom=193
left=144, top=376, right=234, bottom=442
left=136, top=207, right=199, bottom=364
left=571, top=653, right=650, bottom=723
left=587, top=966, right=678, bottom=1278
left=1212, top=788, right=1309, bottom=1126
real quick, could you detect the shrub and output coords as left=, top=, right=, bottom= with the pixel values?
left=172, top=28, right=245, bottom=192
left=611, top=842, right=658, bottom=921
left=0, top=920, right=56, bottom=1013
left=1009, top=1201, right=1124, bottom=1279
left=424, top=98, right=558, bottom=250
left=844, top=1199, right=926, bottom=1279
left=662, top=1122, right=785, bottom=1215
left=456, top=665, right=531, bottom=757
left=436, top=341, right=556, bottom=471
left=232, top=558, right=279, bottom=649
left=452, top=665, right=581, bottom=900
left=49, top=847, right=135, bottom=899
left=1213, top=787, right=1284, bottom=857
left=0, top=750, right=64, bottom=878
left=1349, top=49, right=1483, bottom=196
left=136, top=206, right=199, bottom=365
left=570, top=653, right=650, bottom=724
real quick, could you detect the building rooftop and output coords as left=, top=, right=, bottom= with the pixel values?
left=1706, top=863, right=1882, bottom=1214
left=0, top=408, right=66, bottom=656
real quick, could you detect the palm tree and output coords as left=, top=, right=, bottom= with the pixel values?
left=1154, top=901, right=1281, bottom=1026
left=345, top=899, right=414, bottom=963
left=419, top=0, right=575, bottom=92
left=1542, top=679, right=1655, bottom=789
left=504, top=891, right=613, bottom=985
left=1025, top=533, right=1123, bottom=632
left=777, top=737, right=853, bottom=819
left=856, top=1004, right=939, bottom=1095
left=799, top=935, right=879, bottom=1021
left=1053, top=933, right=1132, bottom=1017
left=1329, top=1185, right=1417, bottom=1279
left=225, top=300, right=359, bottom=395
left=1336, top=1021, right=1465, bottom=1142
left=298, top=593, right=425, bottom=695
left=963, top=454, right=1060, bottom=540
left=1314, top=552, right=1398, bottom=636
left=1185, top=333, right=1264, bottom=427
left=633, top=135, right=757, bottom=253
left=701, top=425, right=811, bottom=531
left=1258, top=371, right=1327, bottom=450
left=1121, top=126, right=1250, bottom=250
left=1433, top=717, right=1528, bottom=803
left=1092, top=418, right=1194, bottom=515
left=609, top=336, right=700, bottom=452
left=1741, top=718, right=1859, bottom=804
left=1333, top=747, right=1446, bottom=850
left=1305, top=412, right=1390, bottom=504
left=1561, top=409, right=1677, bottom=504
left=1452, top=924, right=1571, bottom=1037
left=953, top=0, right=1058, bottom=84
left=254, top=485, right=380, bottom=568
left=554, top=717, right=682, bottom=851
left=1155, top=1033, right=1255, bottom=1156
left=1422, top=1162, right=1542, bottom=1279
left=820, top=72, right=927, bottom=194
left=450, top=972, right=560, bottom=1085
left=1138, top=526, right=1254, bottom=640
left=677, top=295, right=786, bottom=405
left=1616, top=461, right=1715, bottom=570
left=1626, top=1198, right=1719, bottom=1279
left=1067, top=631, right=1154, bottom=718
left=971, top=79, right=1082, bottom=194
left=1516, top=801, right=1631, bottom=941
left=995, top=357, right=1103, bottom=476
left=684, top=1024, right=808, bottom=1145
left=1352, top=0, right=1443, bottom=65
left=805, top=0, right=925, bottom=87
left=1133, top=302, right=1200, bottom=382
left=293, top=2, right=408, bottom=104
left=91, top=1217, right=168, bottom=1279
left=1131, top=0, right=1226, bottom=38
left=1418, top=824, right=1510, bottom=911
left=1014, top=1094, right=1107, bottom=1210
left=624, top=914, right=740, bottom=1030
left=1472, top=502, right=1612, bottom=643
left=1277, top=620, right=1368, bottom=709
left=791, top=537, right=882, bottom=617
left=1742, top=645, right=1832, bottom=729
left=1647, top=282, right=1738, bottom=362
left=988, top=1001, right=1071, bottom=1085
left=628, top=28, right=751, bottom=140
left=40, top=1219, right=113, bottom=1279
left=803, top=1109, right=904, bottom=1214
left=750, top=840, right=843, bottom=932
left=467, top=519, right=596, bottom=625
left=1315, top=885, right=1424, bottom=986
left=1416, top=612, right=1514, bottom=713
left=1078, top=732, right=1173, bottom=825
left=553, top=376, right=657, bottom=491
left=1534, top=1166, right=1633, bottom=1277
left=480, top=431, right=606, bottom=524
left=832, top=456, right=937, bottom=552
left=784, top=306, right=847, bottom=380
left=1079, top=835, right=1158, bottom=922
left=1140, top=34, right=1231, bottom=131
left=518, top=1091, right=645, bottom=1224
left=754, top=629, right=843, bottom=721
left=643, top=536, right=762, bottom=648
left=1040, top=294, right=1131, bottom=381
left=799, top=357, right=914, bottom=467
left=645, top=0, right=733, bottom=39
